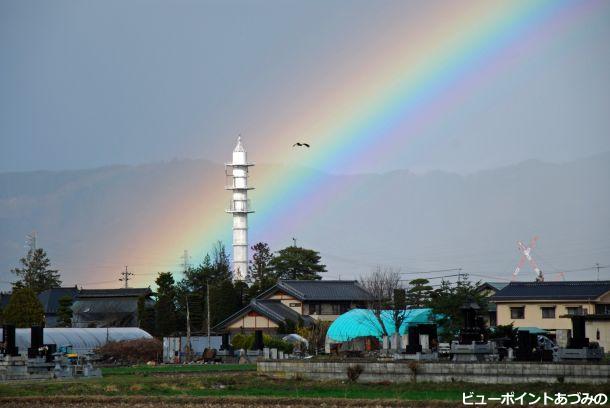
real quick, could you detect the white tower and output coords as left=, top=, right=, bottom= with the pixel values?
left=225, top=137, right=254, bottom=281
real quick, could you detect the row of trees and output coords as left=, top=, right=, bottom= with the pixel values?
left=138, top=241, right=327, bottom=338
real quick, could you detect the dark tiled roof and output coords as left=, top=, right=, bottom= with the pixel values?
left=38, top=286, right=79, bottom=314
left=213, top=299, right=314, bottom=331
left=492, top=281, right=610, bottom=302
left=478, top=282, right=508, bottom=292
left=77, top=288, right=151, bottom=298
left=261, top=280, right=372, bottom=301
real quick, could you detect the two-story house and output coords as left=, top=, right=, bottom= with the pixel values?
left=491, top=280, right=610, bottom=349
left=213, top=280, right=372, bottom=334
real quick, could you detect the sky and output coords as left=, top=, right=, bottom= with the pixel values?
left=0, top=0, right=609, bottom=288
left=1, top=0, right=609, bottom=175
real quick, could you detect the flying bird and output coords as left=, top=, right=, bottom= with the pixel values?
left=293, top=142, right=310, bottom=148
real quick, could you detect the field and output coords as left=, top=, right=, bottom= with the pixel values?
left=0, top=364, right=608, bottom=407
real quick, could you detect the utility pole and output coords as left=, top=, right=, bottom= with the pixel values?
left=119, top=265, right=133, bottom=288
left=185, top=295, right=192, bottom=363
left=457, top=268, right=463, bottom=284
left=206, top=281, right=211, bottom=349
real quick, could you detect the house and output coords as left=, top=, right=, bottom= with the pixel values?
left=71, top=288, right=152, bottom=328
left=491, top=281, right=610, bottom=349
left=38, top=286, right=79, bottom=327
left=476, top=282, right=508, bottom=327
left=214, top=280, right=372, bottom=335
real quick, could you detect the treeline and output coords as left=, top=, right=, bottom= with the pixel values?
left=139, top=241, right=327, bottom=338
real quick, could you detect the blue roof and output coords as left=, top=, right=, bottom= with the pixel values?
left=327, top=308, right=435, bottom=342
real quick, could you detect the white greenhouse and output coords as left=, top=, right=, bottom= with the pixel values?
left=0, top=327, right=152, bottom=355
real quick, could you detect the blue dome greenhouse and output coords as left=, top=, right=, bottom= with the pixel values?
left=327, top=308, right=435, bottom=342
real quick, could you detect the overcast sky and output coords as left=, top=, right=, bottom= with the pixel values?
left=1, top=0, right=609, bottom=175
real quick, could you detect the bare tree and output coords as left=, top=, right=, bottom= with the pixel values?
left=359, top=266, right=408, bottom=338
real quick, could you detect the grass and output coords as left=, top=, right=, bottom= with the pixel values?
left=0, top=368, right=608, bottom=402
left=101, top=364, right=256, bottom=376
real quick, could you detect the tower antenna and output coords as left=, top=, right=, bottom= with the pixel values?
left=181, top=250, right=191, bottom=273
left=119, top=265, right=133, bottom=288
left=225, top=136, right=254, bottom=281
left=26, top=231, right=37, bottom=252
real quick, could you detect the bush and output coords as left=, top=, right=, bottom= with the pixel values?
left=230, top=333, right=293, bottom=354
left=346, top=364, right=364, bottom=382
left=231, top=333, right=248, bottom=350
left=96, top=338, right=162, bottom=364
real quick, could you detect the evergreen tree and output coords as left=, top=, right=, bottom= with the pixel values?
left=247, top=242, right=276, bottom=298
left=407, top=278, right=433, bottom=308
left=427, top=276, right=488, bottom=341
left=11, top=247, right=61, bottom=294
left=154, top=272, right=177, bottom=337
left=176, top=241, right=242, bottom=332
left=3, top=287, right=44, bottom=327
left=137, top=294, right=155, bottom=335
left=56, top=295, right=73, bottom=327
left=270, top=246, right=327, bottom=280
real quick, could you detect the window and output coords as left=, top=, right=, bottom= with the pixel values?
left=566, top=306, right=584, bottom=316
left=320, top=303, right=335, bottom=315
left=289, top=302, right=301, bottom=308
left=595, top=304, right=610, bottom=315
left=308, top=303, right=320, bottom=315
left=541, top=307, right=555, bottom=319
left=510, top=307, right=525, bottom=319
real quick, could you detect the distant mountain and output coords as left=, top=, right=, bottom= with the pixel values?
left=1, top=153, right=609, bottom=289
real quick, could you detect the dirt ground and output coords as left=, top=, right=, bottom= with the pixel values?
left=0, top=396, right=456, bottom=407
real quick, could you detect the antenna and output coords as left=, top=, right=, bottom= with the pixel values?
left=26, top=231, right=37, bottom=252
left=512, top=236, right=543, bottom=282
left=181, top=250, right=191, bottom=273
left=119, top=265, right=134, bottom=288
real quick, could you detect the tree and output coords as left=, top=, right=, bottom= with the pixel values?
left=407, top=278, right=433, bottom=308
left=137, top=294, right=155, bottom=335
left=11, top=247, right=61, bottom=294
left=359, top=266, right=408, bottom=337
left=176, top=241, right=243, bottom=333
left=247, top=242, right=276, bottom=298
left=2, top=287, right=44, bottom=327
left=56, top=295, right=73, bottom=327
left=154, top=272, right=177, bottom=337
left=270, top=246, right=327, bottom=280
left=427, top=276, right=488, bottom=341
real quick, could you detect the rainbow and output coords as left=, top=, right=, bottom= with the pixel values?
left=123, top=0, right=602, bottom=287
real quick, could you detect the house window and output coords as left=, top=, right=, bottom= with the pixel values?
left=510, top=307, right=525, bottom=319
left=541, top=307, right=555, bottom=319
left=595, top=304, right=610, bottom=315
left=308, top=303, right=320, bottom=315
left=289, top=302, right=301, bottom=308
left=320, top=303, right=335, bottom=315
left=566, top=306, right=584, bottom=316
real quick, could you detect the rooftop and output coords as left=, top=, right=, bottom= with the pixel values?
left=492, top=281, right=610, bottom=302
left=213, top=298, right=314, bottom=331
left=77, top=288, right=152, bottom=299
left=260, top=280, right=373, bottom=302
left=38, top=286, right=79, bottom=314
